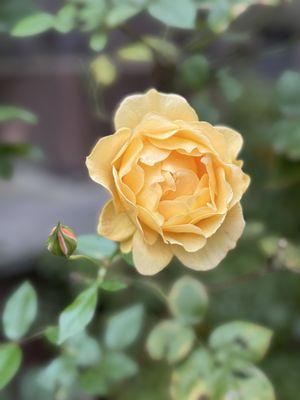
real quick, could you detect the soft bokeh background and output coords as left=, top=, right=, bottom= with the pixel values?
left=1, top=0, right=300, bottom=399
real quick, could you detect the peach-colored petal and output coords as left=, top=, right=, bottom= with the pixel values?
left=114, top=89, right=198, bottom=130
left=98, top=200, right=136, bottom=241
left=135, top=113, right=179, bottom=139
left=132, top=231, right=173, bottom=275
left=123, top=164, right=144, bottom=194
left=164, top=232, right=206, bottom=252
left=216, top=126, right=243, bottom=160
left=119, top=137, right=143, bottom=177
left=173, top=203, right=245, bottom=271
left=139, top=142, right=170, bottom=165
left=86, top=128, right=131, bottom=196
left=120, top=237, right=133, bottom=253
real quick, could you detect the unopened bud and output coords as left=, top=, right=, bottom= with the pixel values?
left=47, top=222, right=77, bottom=258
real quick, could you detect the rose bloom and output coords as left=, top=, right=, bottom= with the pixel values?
left=87, top=89, right=250, bottom=275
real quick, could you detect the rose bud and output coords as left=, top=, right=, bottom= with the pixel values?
left=47, top=222, right=77, bottom=258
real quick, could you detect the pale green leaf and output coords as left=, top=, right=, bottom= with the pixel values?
left=11, top=12, right=54, bottom=36
left=2, top=281, right=38, bottom=340
left=148, top=0, right=197, bottom=29
left=146, top=320, right=195, bottom=364
left=58, top=283, right=98, bottom=344
left=79, top=352, right=137, bottom=395
left=168, top=276, right=208, bottom=325
left=171, top=348, right=214, bottom=399
left=106, top=5, right=141, bottom=27
left=100, top=279, right=127, bottom=292
left=54, top=4, right=77, bottom=33
left=105, top=304, right=143, bottom=349
left=89, top=33, right=107, bottom=52
left=64, top=331, right=101, bottom=367
left=0, top=344, right=22, bottom=390
left=117, top=42, right=153, bottom=63
left=44, top=325, right=59, bottom=345
left=90, top=55, right=118, bottom=86
left=209, top=321, right=273, bottom=363
left=76, top=234, right=117, bottom=260
left=223, top=365, right=275, bottom=400
left=144, top=35, right=179, bottom=62
left=37, top=356, right=77, bottom=392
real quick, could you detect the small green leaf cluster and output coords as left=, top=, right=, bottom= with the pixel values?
left=145, top=276, right=274, bottom=400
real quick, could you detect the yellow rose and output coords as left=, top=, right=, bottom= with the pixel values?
left=86, top=89, right=250, bottom=275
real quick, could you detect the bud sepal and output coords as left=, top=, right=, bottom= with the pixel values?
left=47, top=222, right=77, bottom=258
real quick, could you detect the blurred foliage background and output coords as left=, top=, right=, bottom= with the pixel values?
left=1, top=0, right=300, bottom=399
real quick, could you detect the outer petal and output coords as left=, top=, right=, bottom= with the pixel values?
left=216, top=126, right=243, bottom=160
left=98, top=200, right=136, bottom=241
left=114, top=89, right=198, bottom=130
left=86, top=128, right=131, bottom=196
left=173, top=203, right=245, bottom=271
left=132, top=231, right=173, bottom=275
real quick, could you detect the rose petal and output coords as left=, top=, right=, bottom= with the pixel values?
left=114, top=88, right=198, bottom=130
left=173, top=203, right=245, bottom=271
left=216, top=125, right=243, bottom=160
left=136, top=113, right=179, bottom=139
left=86, top=128, right=131, bottom=197
left=120, top=237, right=133, bottom=253
left=132, top=231, right=173, bottom=275
left=98, top=200, right=136, bottom=241
left=139, top=142, right=170, bottom=165
left=165, top=232, right=206, bottom=252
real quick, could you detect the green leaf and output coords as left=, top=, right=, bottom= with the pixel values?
left=44, top=326, right=59, bottom=345
left=276, top=70, right=300, bottom=117
left=58, top=283, right=98, bottom=344
left=100, top=279, right=127, bottom=292
left=207, top=0, right=232, bottom=32
left=2, top=281, right=38, bottom=340
left=209, top=321, right=273, bottom=363
left=37, top=356, right=77, bottom=393
left=79, top=352, right=137, bottom=395
left=270, top=120, right=300, bottom=160
left=171, top=348, right=214, bottom=399
left=148, top=0, right=197, bottom=29
left=11, top=12, right=54, bottom=36
left=89, top=33, right=107, bottom=52
left=106, top=5, right=141, bottom=27
left=146, top=320, right=195, bottom=364
left=223, top=365, right=275, bottom=400
left=144, top=35, right=179, bottom=62
left=64, top=331, right=101, bottom=367
left=76, top=234, right=117, bottom=260
left=0, top=106, right=37, bottom=124
left=0, top=344, right=22, bottom=390
left=168, top=276, right=208, bottom=325
left=218, top=69, right=243, bottom=102
left=54, top=4, right=77, bottom=33
left=105, top=304, right=143, bottom=349
left=90, top=56, right=118, bottom=87
left=117, top=42, right=153, bottom=63
left=180, top=55, right=210, bottom=89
